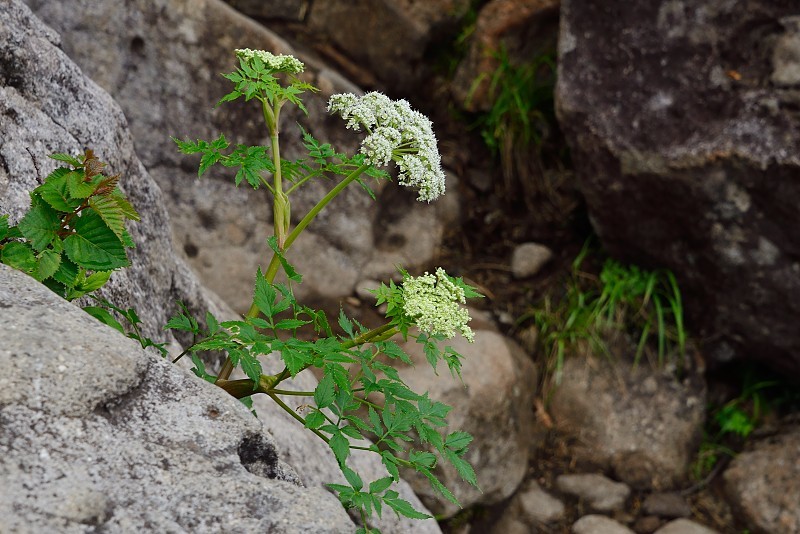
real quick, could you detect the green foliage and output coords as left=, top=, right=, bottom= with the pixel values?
left=522, top=241, right=686, bottom=387
left=0, top=149, right=139, bottom=300
left=469, top=45, right=557, bottom=159
left=168, top=49, right=481, bottom=531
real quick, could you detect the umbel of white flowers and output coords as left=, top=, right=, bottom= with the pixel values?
left=235, top=48, right=305, bottom=74
left=328, top=92, right=447, bottom=202
left=402, top=268, right=474, bottom=342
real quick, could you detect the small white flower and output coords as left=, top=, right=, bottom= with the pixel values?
left=327, top=91, right=446, bottom=202
left=235, top=48, right=304, bottom=74
left=402, top=268, right=474, bottom=342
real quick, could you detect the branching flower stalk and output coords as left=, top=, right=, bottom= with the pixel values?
left=171, top=49, right=482, bottom=531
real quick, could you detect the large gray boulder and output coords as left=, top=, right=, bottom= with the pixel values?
left=556, top=0, right=800, bottom=377
left=25, top=0, right=458, bottom=313
left=723, top=424, right=800, bottom=534
left=0, top=3, right=439, bottom=532
left=0, top=264, right=355, bottom=533
left=549, top=356, right=705, bottom=490
left=1, top=0, right=229, bottom=343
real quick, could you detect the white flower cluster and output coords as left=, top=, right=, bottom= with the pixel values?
left=402, top=268, right=474, bottom=343
left=327, top=92, right=446, bottom=202
left=235, top=48, right=304, bottom=74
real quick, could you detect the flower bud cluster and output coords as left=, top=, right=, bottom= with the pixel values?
left=327, top=92, right=446, bottom=202
left=402, top=268, right=474, bottom=342
left=235, top=48, right=305, bottom=74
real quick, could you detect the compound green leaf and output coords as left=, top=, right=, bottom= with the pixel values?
left=329, top=432, right=350, bottom=466
left=18, top=201, right=60, bottom=251
left=1, top=241, right=36, bottom=273
left=314, top=373, right=336, bottom=409
left=63, top=210, right=128, bottom=270
left=240, top=351, right=263, bottom=384
left=304, top=410, right=325, bottom=429
left=383, top=494, right=430, bottom=520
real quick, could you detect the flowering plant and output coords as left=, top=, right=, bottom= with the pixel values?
left=169, top=49, right=481, bottom=532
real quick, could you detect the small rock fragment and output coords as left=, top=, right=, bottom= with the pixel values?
left=557, top=473, right=631, bottom=512
left=511, top=242, right=554, bottom=279
left=572, top=514, right=636, bottom=534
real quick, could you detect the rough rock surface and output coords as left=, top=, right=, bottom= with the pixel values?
left=549, top=356, right=705, bottom=490
left=654, top=519, right=720, bottom=534
left=723, top=424, right=800, bottom=534
left=398, top=330, right=537, bottom=517
left=572, top=514, right=635, bottom=534
left=1, top=4, right=438, bottom=531
left=0, top=0, right=230, bottom=343
left=556, top=0, right=800, bottom=377
left=25, top=0, right=457, bottom=313
left=0, top=264, right=355, bottom=533
left=306, top=0, right=471, bottom=94
left=556, top=473, right=630, bottom=512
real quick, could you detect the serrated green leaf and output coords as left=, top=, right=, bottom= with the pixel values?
left=383, top=494, right=431, bottom=520
left=206, top=311, right=220, bottom=334
left=36, top=168, right=81, bottom=212
left=280, top=345, right=310, bottom=377
left=77, top=270, right=112, bottom=292
left=274, top=318, right=308, bottom=330
left=89, top=194, right=126, bottom=240
left=164, top=313, right=194, bottom=332
left=240, top=352, right=263, bottom=384
left=266, top=236, right=301, bottom=282
left=63, top=210, right=128, bottom=270
left=409, top=450, right=437, bottom=469
left=340, top=424, right=363, bottom=440
left=314, top=373, right=336, bottom=409
left=48, top=153, right=82, bottom=166
left=110, top=191, right=140, bottom=222
left=304, top=410, right=326, bottom=429
left=2, top=241, right=36, bottom=273
left=329, top=432, right=350, bottom=466
left=83, top=306, right=125, bottom=334
left=381, top=451, right=400, bottom=481
left=0, top=215, right=8, bottom=240
left=67, top=170, right=98, bottom=198
left=338, top=309, right=354, bottom=338
left=369, top=476, right=394, bottom=495
left=34, top=249, right=61, bottom=281
left=445, top=449, right=479, bottom=488
left=445, top=431, right=474, bottom=453
left=368, top=407, right=383, bottom=436
left=342, top=466, right=363, bottom=491
left=18, top=201, right=60, bottom=251
left=52, top=257, right=79, bottom=287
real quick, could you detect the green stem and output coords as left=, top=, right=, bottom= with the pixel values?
left=270, top=388, right=314, bottom=396
left=267, top=392, right=331, bottom=444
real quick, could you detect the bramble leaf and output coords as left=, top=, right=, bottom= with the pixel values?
left=18, top=201, right=60, bottom=251
left=67, top=170, right=98, bottom=198
left=2, top=241, right=36, bottom=273
left=36, top=168, right=81, bottom=212
left=34, top=249, right=61, bottom=281
left=48, top=153, right=82, bottom=167
left=83, top=306, right=125, bottom=334
left=52, top=257, right=79, bottom=287
left=89, top=195, right=126, bottom=241
left=63, top=210, right=128, bottom=270
left=77, top=270, right=112, bottom=292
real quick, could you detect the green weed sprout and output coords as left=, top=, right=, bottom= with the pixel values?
left=170, top=49, right=481, bottom=532
left=523, top=241, right=686, bottom=388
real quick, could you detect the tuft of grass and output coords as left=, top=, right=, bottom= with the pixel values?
left=519, top=241, right=687, bottom=387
